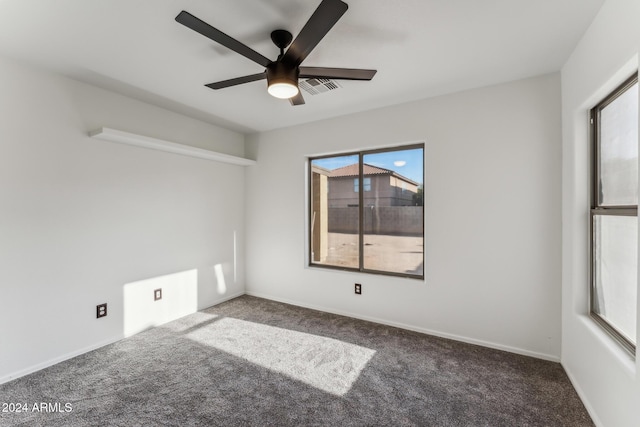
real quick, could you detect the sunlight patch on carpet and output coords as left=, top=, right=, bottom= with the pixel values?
left=186, top=317, right=376, bottom=396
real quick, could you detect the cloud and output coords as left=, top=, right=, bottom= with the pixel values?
left=393, top=160, right=406, bottom=167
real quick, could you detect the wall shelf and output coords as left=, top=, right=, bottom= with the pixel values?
left=89, top=128, right=256, bottom=166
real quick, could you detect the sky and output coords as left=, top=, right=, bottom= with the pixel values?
left=312, top=147, right=424, bottom=184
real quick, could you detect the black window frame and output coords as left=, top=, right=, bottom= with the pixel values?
left=589, top=72, right=638, bottom=356
left=308, top=143, right=425, bottom=280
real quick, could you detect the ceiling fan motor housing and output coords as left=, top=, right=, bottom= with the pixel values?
left=266, top=62, right=300, bottom=90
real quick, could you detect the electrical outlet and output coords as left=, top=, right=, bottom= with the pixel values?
left=154, top=288, right=162, bottom=301
left=96, top=303, right=107, bottom=318
left=355, top=283, right=362, bottom=295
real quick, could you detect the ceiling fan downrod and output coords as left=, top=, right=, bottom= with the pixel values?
left=271, top=29, right=293, bottom=61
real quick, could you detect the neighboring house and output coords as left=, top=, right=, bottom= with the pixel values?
left=328, top=163, right=419, bottom=207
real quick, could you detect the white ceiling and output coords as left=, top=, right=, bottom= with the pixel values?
left=0, top=0, right=603, bottom=134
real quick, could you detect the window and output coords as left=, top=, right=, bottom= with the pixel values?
left=590, top=73, right=638, bottom=355
left=309, top=144, right=424, bottom=278
left=354, top=178, right=371, bottom=192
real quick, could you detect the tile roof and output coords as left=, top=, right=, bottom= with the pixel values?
left=330, top=163, right=393, bottom=177
left=330, top=163, right=418, bottom=185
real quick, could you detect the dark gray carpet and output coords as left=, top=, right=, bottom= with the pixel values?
left=0, top=295, right=592, bottom=426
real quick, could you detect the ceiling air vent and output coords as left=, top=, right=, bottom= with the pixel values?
left=299, top=78, right=342, bottom=96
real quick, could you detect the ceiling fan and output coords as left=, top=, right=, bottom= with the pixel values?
left=175, top=0, right=377, bottom=106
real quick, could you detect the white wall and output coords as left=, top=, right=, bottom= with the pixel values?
left=561, top=0, right=640, bottom=426
left=0, top=55, right=247, bottom=383
left=245, top=73, right=562, bottom=360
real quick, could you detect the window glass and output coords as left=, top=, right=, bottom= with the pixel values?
left=311, top=154, right=359, bottom=269
left=310, top=145, right=424, bottom=278
left=364, top=178, right=371, bottom=192
left=362, top=148, right=424, bottom=275
left=599, top=81, right=638, bottom=206
left=354, top=178, right=372, bottom=192
left=592, top=215, right=638, bottom=343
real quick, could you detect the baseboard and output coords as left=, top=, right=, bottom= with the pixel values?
left=200, top=291, right=246, bottom=310
left=562, top=364, right=603, bottom=427
left=1, top=291, right=246, bottom=386
left=245, top=291, right=560, bottom=362
left=0, top=334, right=123, bottom=385
left=1, top=290, right=558, bottom=385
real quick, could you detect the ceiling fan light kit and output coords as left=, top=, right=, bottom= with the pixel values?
left=267, top=82, right=299, bottom=99
left=175, top=0, right=376, bottom=106
left=266, top=61, right=300, bottom=99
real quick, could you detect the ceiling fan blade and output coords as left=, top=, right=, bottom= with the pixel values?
left=176, top=11, right=271, bottom=68
left=282, top=0, right=348, bottom=67
left=205, top=72, right=266, bottom=90
left=289, top=92, right=306, bottom=106
left=299, top=67, right=377, bottom=80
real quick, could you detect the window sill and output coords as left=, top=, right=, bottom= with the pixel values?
left=579, top=315, right=636, bottom=376
left=306, top=263, right=425, bottom=281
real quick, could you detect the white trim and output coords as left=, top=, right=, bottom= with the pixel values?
left=0, top=334, right=123, bottom=385
left=578, top=315, right=636, bottom=375
left=563, top=364, right=604, bottom=427
left=89, top=128, right=256, bottom=166
left=245, top=291, right=560, bottom=362
left=200, top=290, right=246, bottom=311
